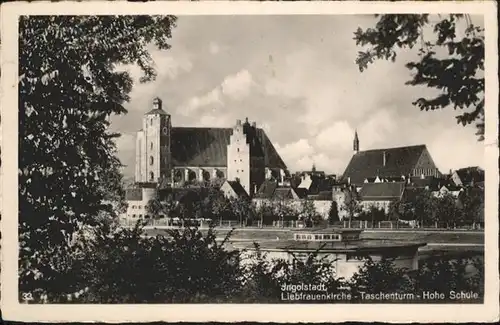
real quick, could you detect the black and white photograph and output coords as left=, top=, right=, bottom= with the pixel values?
left=1, top=1, right=498, bottom=323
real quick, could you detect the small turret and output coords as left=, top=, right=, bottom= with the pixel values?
left=353, top=130, right=359, bottom=154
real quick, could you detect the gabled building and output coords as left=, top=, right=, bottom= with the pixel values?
left=342, top=132, right=441, bottom=188
left=451, top=166, right=484, bottom=188
left=254, top=179, right=300, bottom=200
left=220, top=180, right=250, bottom=200
left=134, top=97, right=288, bottom=197
left=358, top=182, right=406, bottom=213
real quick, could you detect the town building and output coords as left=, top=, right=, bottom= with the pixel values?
left=357, top=182, right=405, bottom=213
left=233, top=228, right=426, bottom=279
left=132, top=97, right=287, bottom=191
left=451, top=166, right=484, bottom=188
left=123, top=182, right=157, bottom=221
left=220, top=180, right=250, bottom=200
left=122, top=97, right=288, bottom=221
left=342, top=132, right=442, bottom=189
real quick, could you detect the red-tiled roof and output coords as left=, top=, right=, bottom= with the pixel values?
left=342, top=145, right=427, bottom=185
left=359, top=182, right=405, bottom=201
left=169, top=127, right=286, bottom=169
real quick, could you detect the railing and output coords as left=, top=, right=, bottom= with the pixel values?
left=120, top=218, right=483, bottom=231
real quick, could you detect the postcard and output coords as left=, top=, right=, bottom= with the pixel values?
left=1, top=0, right=498, bottom=323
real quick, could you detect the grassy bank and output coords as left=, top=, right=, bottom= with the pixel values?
left=143, top=227, right=484, bottom=244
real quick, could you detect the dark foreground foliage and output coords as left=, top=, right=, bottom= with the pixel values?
left=20, top=224, right=483, bottom=304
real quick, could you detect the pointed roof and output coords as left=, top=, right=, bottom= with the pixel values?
left=342, top=145, right=428, bottom=186
left=145, top=97, right=169, bottom=115
left=169, top=127, right=287, bottom=169
left=226, top=180, right=250, bottom=199
left=145, top=108, right=169, bottom=116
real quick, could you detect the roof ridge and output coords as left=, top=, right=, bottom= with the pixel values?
left=357, top=144, right=426, bottom=153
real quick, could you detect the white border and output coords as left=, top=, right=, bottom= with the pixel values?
left=1, top=1, right=499, bottom=323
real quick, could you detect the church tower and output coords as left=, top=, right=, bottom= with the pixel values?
left=135, top=97, right=171, bottom=183
left=353, top=130, right=360, bottom=154
left=227, top=119, right=251, bottom=195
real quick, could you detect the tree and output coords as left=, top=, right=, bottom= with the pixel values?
left=357, top=205, right=386, bottom=227
left=458, top=187, right=484, bottom=228
left=299, top=199, right=321, bottom=228
left=328, top=201, right=340, bottom=225
left=255, top=200, right=275, bottom=226
left=75, top=224, right=243, bottom=303
left=272, top=197, right=298, bottom=227
left=349, top=258, right=414, bottom=301
left=354, top=14, right=485, bottom=140
left=19, top=15, right=177, bottom=300
left=341, top=188, right=362, bottom=228
left=229, top=196, right=253, bottom=226
left=145, top=193, right=163, bottom=218
left=401, top=189, right=438, bottom=227
left=434, top=192, right=462, bottom=228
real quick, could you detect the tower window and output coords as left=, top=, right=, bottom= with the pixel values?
left=150, top=156, right=154, bottom=165
left=150, top=142, right=153, bottom=150
left=150, top=172, right=154, bottom=181
left=237, top=148, right=239, bottom=152
left=150, top=119, right=153, bottom=126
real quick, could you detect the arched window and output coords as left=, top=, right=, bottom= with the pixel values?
left=150, top=142, right=153, bottom=150
left=150, top=118, right=153, bottom=126
left=150, top=172, right=154, bottom=181
left=149, top=156, right=154, bottom=165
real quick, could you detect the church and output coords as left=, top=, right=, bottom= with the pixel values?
left=341, top=130, right=442, bottom=188
left=133, top=97, right=288, bottom=196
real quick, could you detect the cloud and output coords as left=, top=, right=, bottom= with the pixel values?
left=177, top=69, right=254, bottom=116
left=209, top=41, right=220, bottom=55
left=180, top=88, right=223, bottom=116
left=221, top=69, right=254, bottom=99
left=111, top=15, right=485, bottom=178
left=315, top=121, right=354, bottom=153
left=153, top=54, right=193, bottom=80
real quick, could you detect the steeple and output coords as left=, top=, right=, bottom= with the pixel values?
left=312, top=163, right=316, bottom=173
left=146, top=97, right=168, bottom=115
left=353, top=129, right=359, bottom=154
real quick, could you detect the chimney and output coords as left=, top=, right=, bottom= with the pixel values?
left=382, top=151, right=386, bottom=167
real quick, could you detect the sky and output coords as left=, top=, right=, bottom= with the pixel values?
left=110, top=14, right=485, bottom=179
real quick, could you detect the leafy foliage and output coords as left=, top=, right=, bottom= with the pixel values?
left=354, top=14, right=485, bottom=140
left=299, top=199, right=321, bottom=227
left=349, top=258, right=414, bottom=301
left=75, top=225, right=243, bottom=303
left=19, top=15, right=177, bottom=299
left=356, top=205, right=387, bottom=223
left=341, top=188, right=363, bottom=226
left=328, top=201, right=340, bottom=225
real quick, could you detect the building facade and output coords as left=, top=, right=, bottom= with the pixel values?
left=133, top=97, right=288, bottom=197
left=342, top=132, right=442, bottom=188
